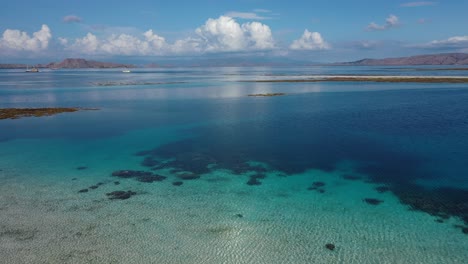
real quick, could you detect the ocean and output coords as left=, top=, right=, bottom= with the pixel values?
left=1, top=66, right=467, bottom=263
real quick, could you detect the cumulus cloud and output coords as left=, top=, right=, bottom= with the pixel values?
left=66, top=30, right=168, bottom=55
left=0, top=24, right=52, bottom=52
left=63, top=15, right=83, bottom=23
left=400, top=1, right=436, bottom=7
left=2, top=16, right=275, bottom=56
left=366, top=15, right=400, bottom=31
left=193, top=16, right=274, bottom=52
left=417, top=36, right=468, bottom=50
left=290, top=29, right=330, bottom=50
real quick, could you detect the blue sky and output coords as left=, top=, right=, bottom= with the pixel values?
left=1, top=0, right=468, bottom=63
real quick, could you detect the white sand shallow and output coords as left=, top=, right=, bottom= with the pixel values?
left=1, top=161, right=467, bottom=264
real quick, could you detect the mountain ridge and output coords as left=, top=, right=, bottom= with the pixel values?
left=339, top=53, right=468, bottom=66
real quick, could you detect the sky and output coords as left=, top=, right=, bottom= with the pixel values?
left=1, top=0, right=468, bottom=63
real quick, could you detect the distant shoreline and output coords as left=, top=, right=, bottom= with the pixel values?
left=0, top=107, right=98, bottom=120
left=243, top=75, right=468, bottom=83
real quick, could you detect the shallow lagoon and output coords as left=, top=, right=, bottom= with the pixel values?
left=1, top=66, right=467, bottom=263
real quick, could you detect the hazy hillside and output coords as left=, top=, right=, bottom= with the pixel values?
left=46, top=58, right=134, bottom=69
left=341, top=53, right=468, bottom=66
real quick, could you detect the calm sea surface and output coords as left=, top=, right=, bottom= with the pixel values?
left=1, top=66, right=467, bottom=263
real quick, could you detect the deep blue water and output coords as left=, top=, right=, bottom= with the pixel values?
left=0, top=66, right=467, bottom=262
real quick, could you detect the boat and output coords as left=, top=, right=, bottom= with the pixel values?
left=26, top=65, right=39, bottom=73
left=122, top=68, right=131, bottom=73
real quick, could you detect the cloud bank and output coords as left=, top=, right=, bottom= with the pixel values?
left=62, top=16, right=275, bottom=55
left=290, top=30, right=330, bottom=50
left=367, top=15, right=400, bottom=31
left=418, top=36, right=468, bottom=50
left=0, top=24, right=51, bottom=53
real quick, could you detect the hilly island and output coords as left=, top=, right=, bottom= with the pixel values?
left=1, top=53, right=468, bottom=69
left=0, top=58, right=134, bottom=69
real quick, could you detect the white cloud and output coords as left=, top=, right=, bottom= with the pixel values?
left=66, top=30, right=168, bottom=55
left=58, top=37, right=68, bottom=45
left=63, top=15, right=83, bottom=23
left=242, top=22, right=275, bottom=49
left=366, top=15, right=400, bottom=31
left=0, top=24, right=52, bottom=52
left=400, top=1, right=436, bottom=7
left=193, top=16, right=275, bottom=52
left=290, top=29, right=330, bottom=50
left=418, top=36, right=468, bottom=49
left=63, top=16, right=274, bottom=55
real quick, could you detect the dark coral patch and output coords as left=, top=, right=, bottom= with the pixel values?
left=176, top=173, right=200, bottom=180
left=312, top=181, right=325, bottom=187
left=325, top=243, right=335, bottom=251
left=364, top=198, right=384, bottom=205
left=89, top=185, right=99, bottom=190
left=308, top=181, right=326, bottom=193
left=112, top=170, right=167, bottom=183
left=112, top=170, right=152, bottom=178
left=106, top=190, right=137, bottom=200
left=76, top=166, right=88, bottom=170
left=251, top=173, right=266, bottom=179
left=114, top=181, right=120, bottom=185
left=247, top=177, right=262, bottom=186
left=393, top=185, right=468, bottom=225
left=246, top=173, right=266, bottom=186
left=78, top=189, right=88, bottom=193
left=172, top=181, right=183, bottom=186
left=136, top=174, right=166, bottom=183
left=463, top=227, right=468, bottom=234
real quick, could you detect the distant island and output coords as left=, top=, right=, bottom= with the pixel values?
left=2, top=53, right=468, bottom=69
left=0, top=58, right=134, bottom=69
left=340, top=53, right=468, bottom=66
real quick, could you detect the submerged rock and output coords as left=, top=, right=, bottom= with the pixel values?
left=76, top=166, right=88, bottom=170
left=246, top=174, right=266, bottom=186
left=364, top=198, right=384, bottom=205
left=112, top=170, right=152, bottom=178
left=136, top=174, right=166, bottom=183
left=78, top=189, right=89, bottom=193
left=247, top=177, right=262, bottom=186
left=325, top=243, right=335, bottom=251
left=114, top=181, right=120, bottom=185
left=172, top=181, right=183, bottom=186
left=111, top=170, right=166, bottom=183
left=106, top=190, right=137, bottom=200
left=177, top=173, right=200, bottom=180
left=312, top=181, right=325, bottom=187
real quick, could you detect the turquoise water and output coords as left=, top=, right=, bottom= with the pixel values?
left=1, top=66, right=467, bottom=263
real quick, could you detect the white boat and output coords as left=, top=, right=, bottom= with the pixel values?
left=122, top=68, right=131, bottom=73
left=26, top=66, right=39, bottom=72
